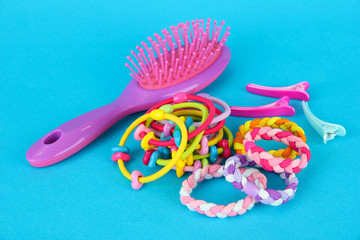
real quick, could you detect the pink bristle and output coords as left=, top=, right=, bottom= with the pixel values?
left=156, top=35, right=165, bottom=50
left=162, top=46, right=168, bottom=61
left=175, top=66, right=182, bottom=82
left=138, top=54, right=148, bottom=73
left=139, top=62, right=148, bottom=75
left=199, top=56, right=207, bottom=68
left=171, top=50, right=175, bottom=68
left=141, top=41, right=151, bottom=55
left=197, top=47, right=206, bottom=63
left=213, top=26, right=220, bottom=42
left=204, top=52, right=214, bottom=66
left=203, top=42, right=214, bottom=59
left=194, top=35, right=201, bottom=54
left=181, top=55, right=187, bottom=70
left=178, top=24, right=185, bottom=43
left=162, top=29, right=173, bottom=51
left=159, top=69, right=163, bottom=86
left=159, top=53, right=164, bottom=70
left=175, top=26, right=185, bottom=44
left=149, top=47, right=157, bottom=64
left=145, top=73, right=152, bottom=87
left=176, top=41, right=180, bottom=59
left=191, top=20, right=196, bottom=38
left=179, top=47, right=184, bottom=67
left=211, top=20, right=217, bottom=41
left=154, top=44, right=161, bottom=58
left=185, top=35, right=189, bottom=57
left=126, top=63, right=141, bottom=79
left=170, top=26, right=179, bottom=49
left=188, top=43, right=194, bottom=60
left=168, top=68, right=173, bottom=83
left=139, top=48, right=150, bottom=69
left=154, top=62, right=159, bottom=80
left=164, top=61, right=168, bottom=77
left=191, top=60, right=200, bottom=74
left=199, top=32, right=207, bottom=51
left=127, top=56, right=143, bottom=76
left=131, top=50, right=141, bottom=65
left=189, top=52, right=196, bottom=65
left=174, top=58, right=179, bottom=77
left=206, top=18, right=211, bottom=41
left=148, top=37, right=160, bottom=57
left=192, top=29, right=198, bottom=45
left=219, top=27, right=230, bottom=45
left=130, top=73, right=142, bottom=83
left=218, top=20, right=225, bottom=37
left=184, top=64, right=191, bottom=77
left=200, top=19, right=204, bottom=30
left=148, top=54, right=155, bottom=72
left=186, top=21, right=192, bottom=40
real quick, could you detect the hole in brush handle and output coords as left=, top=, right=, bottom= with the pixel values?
left=43, top=130, right=63, bottom=144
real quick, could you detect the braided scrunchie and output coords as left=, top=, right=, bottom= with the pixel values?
left=180, top=164, right=267, bottom=218
left=223, top=155, right=298, bottom=206
left=244, top=127, right=311, bottom=173
left=234, top=117, right=306, bottom=159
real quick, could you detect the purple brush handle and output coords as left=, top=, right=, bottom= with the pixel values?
left=26, top=44, right=231, bottom=167
left=26, top=88, right=147, bottom=168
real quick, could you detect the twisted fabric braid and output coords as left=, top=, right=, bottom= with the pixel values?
left=244, top=127, right=311, bottom=173
left=180, top=164, right=267, bottom=218
left=223, top=155, right=298, bottom=206
left=234, top=117, right=306, bottom=159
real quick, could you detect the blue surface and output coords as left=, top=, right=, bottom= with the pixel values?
left=1, top=0, right=360, bottom=239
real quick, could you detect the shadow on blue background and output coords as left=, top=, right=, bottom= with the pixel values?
left=1, top=0, right=359, bottom=239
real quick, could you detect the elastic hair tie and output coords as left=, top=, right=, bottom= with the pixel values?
left=152, top=107, right=225, bottom=136
left=144, top=93, right=216, bottom=146
left=234, top=117, right=306, bottom=159
left=180, top=164, right=267, bottom=218
left=155, top=126, right=234, bottom=172
left=114, top=109, right=188, bottom=189
left=195, top=93, right=231, bottom=127
left=244, top=127, right=311, bottom=174
left=223, top=155, right=298, bottom=206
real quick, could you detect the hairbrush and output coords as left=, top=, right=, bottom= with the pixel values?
left=27, top=18, right=231, bottom=167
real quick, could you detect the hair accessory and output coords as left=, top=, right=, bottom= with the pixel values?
left=195, top=93, right=231, bottom=126
left=302, top=101, right=346, bottom=143
left=143, top=93, right=216, bottom=147
left=243, top=127, right=311, bottom=173
left=156, top=126, right=233, bottom=172
left=230, top=96, right=295, bottom=117
left=114, top=109, right=188, bottom=189
left=27, top=18, right=231, bottom=167
left=234, top=117, right=306, bottom=159
left=246, top=81, right=310, bottom=101
left=245, top=81, right=346, bottom=143
left=223, top=155, right=298, bottom=206
left=179, top=164, right=267, bottom=218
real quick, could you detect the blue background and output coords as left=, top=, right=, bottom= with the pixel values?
left=1, top=0, right=359, bottom=239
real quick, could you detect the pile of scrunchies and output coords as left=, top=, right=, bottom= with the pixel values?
left=111, top=92, right=311, bottom=218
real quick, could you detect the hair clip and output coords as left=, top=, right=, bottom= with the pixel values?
left=246, top=81, right=310, bottom=101
left=230, top=96, right=295, bottom=117
left=302, top=101, right=346, bottom=144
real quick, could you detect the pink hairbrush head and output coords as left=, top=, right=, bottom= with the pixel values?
left=27, top=18, right=231, bottom=167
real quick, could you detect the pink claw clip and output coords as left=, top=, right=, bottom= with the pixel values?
left=246, top=81, right=310, bottom=101
left=230, top=96, right=295, bottom=117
